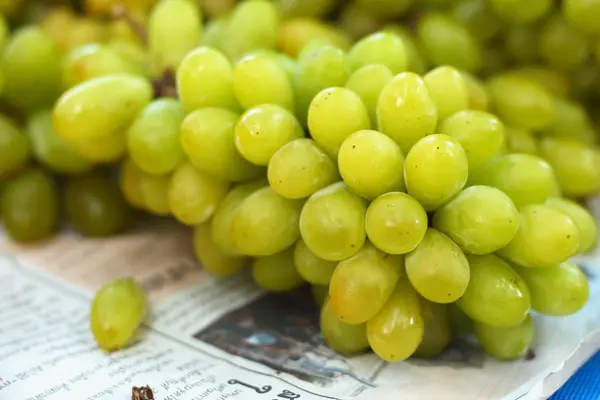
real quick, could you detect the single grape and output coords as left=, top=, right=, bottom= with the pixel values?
left=278, top=0, right=338, bottom=19
left=413, top=299, right=451, bottom=359
left=0, top=115, right=30, bottom=179
left=546, top=198, right=597, bottom=253
left=490, top=0, right=550, bottom=23
left=119, top=158, right=145, bottom=209
left=329, top=242, right=403, bottom=324
left=235, top=104, right=304, bottom=166
left=321, top=298, right=370, bottom=355
left=200, top=16, right=228, bottom=50
left=377, top=72, right=438, bottom=154
left=180, top=107, right=263, bottom=182
left=405, top=228, right=470, bottom=303
left=456, top=254, right=531, bottom=327
left=245, top=49, right=297, bottom=78
left=90, top=277, right=147, bottom=352
left=451, top=0, right=502, bottom=42
left=348, top=32, right=408, bottom=74
left=299, top=182, right=367, bottom=261
left=277, top=18, right=351, bottom=58
left=268, top=138, right=338, bottom=199
left=383, top=25, right=428, bottom=75
left=69, top=129, right=128, bottom=163
left=337, top=1, right=381, bottom=40
left=474, top=315, right=534, bottom=360
left=404, top=134, right=468, bottom=212
left=423, top=66, right=469, bottom=120
left=194, top=222, right=246, bottom=277
left=513, top=66, right=570, bottom=98
left=541, top=98, right=593, bottom=143
left=294, top=239, right=337, bottom=286
left=199, top=0, right=236, bottom=18
left=539, top=14, right=589, bottom=72
left=1, top=169, right=59, bottom=243
left=345, top=64, right=394, bottom=124
left=367, top=276, right=424, bottom=362
left=461, top=72, right=489, bottom=111
left=365, top=192, right=428, bottom=255
left=127, top=98, right=186, bottom=175
left=504, top=127, right=538, bottom=155
left=563, top=0, right=600, bottom=35
left=139, top=171, right=171, bottom=216
left=252, top=247, right=305, bottom=292
left=307, top=87, right=370, bottom=158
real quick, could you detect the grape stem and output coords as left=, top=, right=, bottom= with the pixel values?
left=111, top=4, right=149, bottom=46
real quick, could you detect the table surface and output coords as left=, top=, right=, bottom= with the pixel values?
left=550, top=351, right=600, bottom=400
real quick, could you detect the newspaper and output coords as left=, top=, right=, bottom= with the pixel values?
left=0, top=215, right=599, bottom=400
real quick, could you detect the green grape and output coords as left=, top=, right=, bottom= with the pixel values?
left=252, top=247, right=305, bottom=292
left=268, top=138, right=338, bottom=199
left=168, top=162, right=230, bottom=226
left=0, top=115, right=30, bottom=179
left=65, top=175, right=132, bottom=237
left=539, top=137, right=600, bottom=197
left=405, top=228, right=470, bottom=303
left=433, top=186, right=519, bottom=254
left=299, top=182, right=367, bottom=261
left=365, top=192, right=428, bottom=255
left=139, top=171, right=171, bottom=216
left=498, top=204, right=580, bottom=268
left=338, top=130, right=404, bottom=200
left=307, top=87, right=370, bottom=158
left=504, top=127, right=538, bottom=155
left=321, top=298, right=370, bottom=355
left=541, top=98, right=593, bottom=142
left=278, top=0, right=337, bottom=18
left=513, top=66, right=569, bottom=99
left=513, top=261, right=589, bottom=316
left=546, top=198, right=597, bottom=253
left=176, top=47, right=239, bottom=113
left=404, top=134, right=468, bottom=212
left=62, top=19, right=107, bottom=52
left=1, top=169, right=59, bottom=243
left=338, top=1, right=381, bottom=41
left=377, top=72, right=438, bottom=154
left=127, top=98, right=186, bottom=175
left=563, top=0, right=600, bottom=35
left=108, top=40, right=153, bottom=78
left=231, top=186, right=303, bottom=256
left=539, top=14, right=589, bottom=71
left=348, top=32, right=408, bottom=74
left=414, top=299, right=451, bottom=359
left=0, top=14, right=7, bottom=52
left=277, top=18, right=351, bottom=58
left=68, top=130, right=127, bottom=163
left=437, top=110, right=505, bottom=172
left=367, top=276, right=424, bottom=362
left=200, top=16, right=229, bottom=50
left=462, top=72, right=489, bottom=111
left=1, top=26, right=61, bottom=112
left=294, top=239, right=337, bottom=285
left=180, top=108, right=263, bottom=181
left=148, top=0, right=203, bottom=72
left=345, top=64, right=394, bottom=124
left=199, top=0, right=236, bottom=18
left=490, top=0, right=551, bottom=23
left=329, top=242, right=402, bottom=324
left=423, top=66, right=469, bottom=120
left=194, top=222, right=246, bottom=277
left=293, top=44, right=351, bottom=126
left=312, top=284, right=328, bottom=307
left=417, top=13, right=482, bottom=73
left=504, top=24, right=539, bottom=64
left=120, top=158, right=145, bottom=209
left=233, top=53, right=294, bottom=111
left=221, top=0, right=279, bottom=61
left=451, top=0, right=502, bottom=42
left=53, top=74, right=153, bottom=144
left=210, top=179, right=266, bottom=255
left=235, top=104, right=304, bottom=166
left=90, top=277, right=147, bottom=352
left=487, top=74, right=555, bottom=131
left=474, top=315, right=534, bottom=360
left=62, top=43, right=142, bottom=89
left=355, top=0, right=413, bottom=20
left=383, top=25, right=428, bottom=75
left=456, top=254, right=531, bottom=327
left=470, top=154, right=558, bottom=208
left=480, top=47, right=509, bottom=77
left=245, top=50, right=297, bottom=77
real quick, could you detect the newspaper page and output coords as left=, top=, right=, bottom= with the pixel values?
left=0, top=216, right=599, bottom=400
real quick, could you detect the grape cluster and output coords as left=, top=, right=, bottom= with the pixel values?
left=0, top=0, right=598, bottom=360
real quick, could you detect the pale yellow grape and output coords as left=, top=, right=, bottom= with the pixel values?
left=505, top=127, right=538, bottom=155
left=194, top=222, right=245, bottom=277
left=474, top=315, right=534, bottom=360
left=245, top=50, right=297, bottom=77
left=377, top=72, right=438, bottom=154
left=469, top=154, right=558, bottom=208
left=268, top=138, right=338, bottom=199
left=498, top=204, right=580, bottom=268
left=423, top=66, right=469, bottom=120
left=348, top=32, right=408, bottom=74
left=433, top=186, right=519, bottom=254
left=405, top=228, right=470, bottom=303
left=321, top=298, right=369, bottom=355
left=437, top=110, right=505, bottom=172
left=180, top=108, right=263, bottom=181
left=294, top=239, right=337, bottom=285
left=338, top=130, right=404, bottom=200
left=235, top=104, right=304, bottom=166
left=299, top=182, right=367, bottom=261
left=69, top=130, right=128, bottom=163
left=139, top=171, right=171, bottom=216
left=462, top=72, right=489, bottom=111
left=457, top=254, right=531, bottom=327
left=252, top=247, right=305, bottom=292
left=176, top=47, right=239, bottom=113
left=307, top=87, right=370, bottom=158
left=414, top=299, right=451, bottom=359
left=277, top=18, right=351, bottom=58
left=345, top=64, right=394, bottom=124
left=230, top=187, right=303, bottom=256
left=367, top=276, right=424, bottom=362
left=546, top=198, right=597, bottom=253
left=233, top=53, right=294, bottom=111
left=329, top=242, right=403, bottom=324
left=120, top=158, right=145, bottom=208
left=404, top=134, right=468, bottom=212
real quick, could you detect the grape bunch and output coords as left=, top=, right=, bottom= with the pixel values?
left=0, top=0, right=599, bottom=362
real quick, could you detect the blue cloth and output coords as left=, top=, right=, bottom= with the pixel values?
left=550, top=351, right=600, bottom=400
